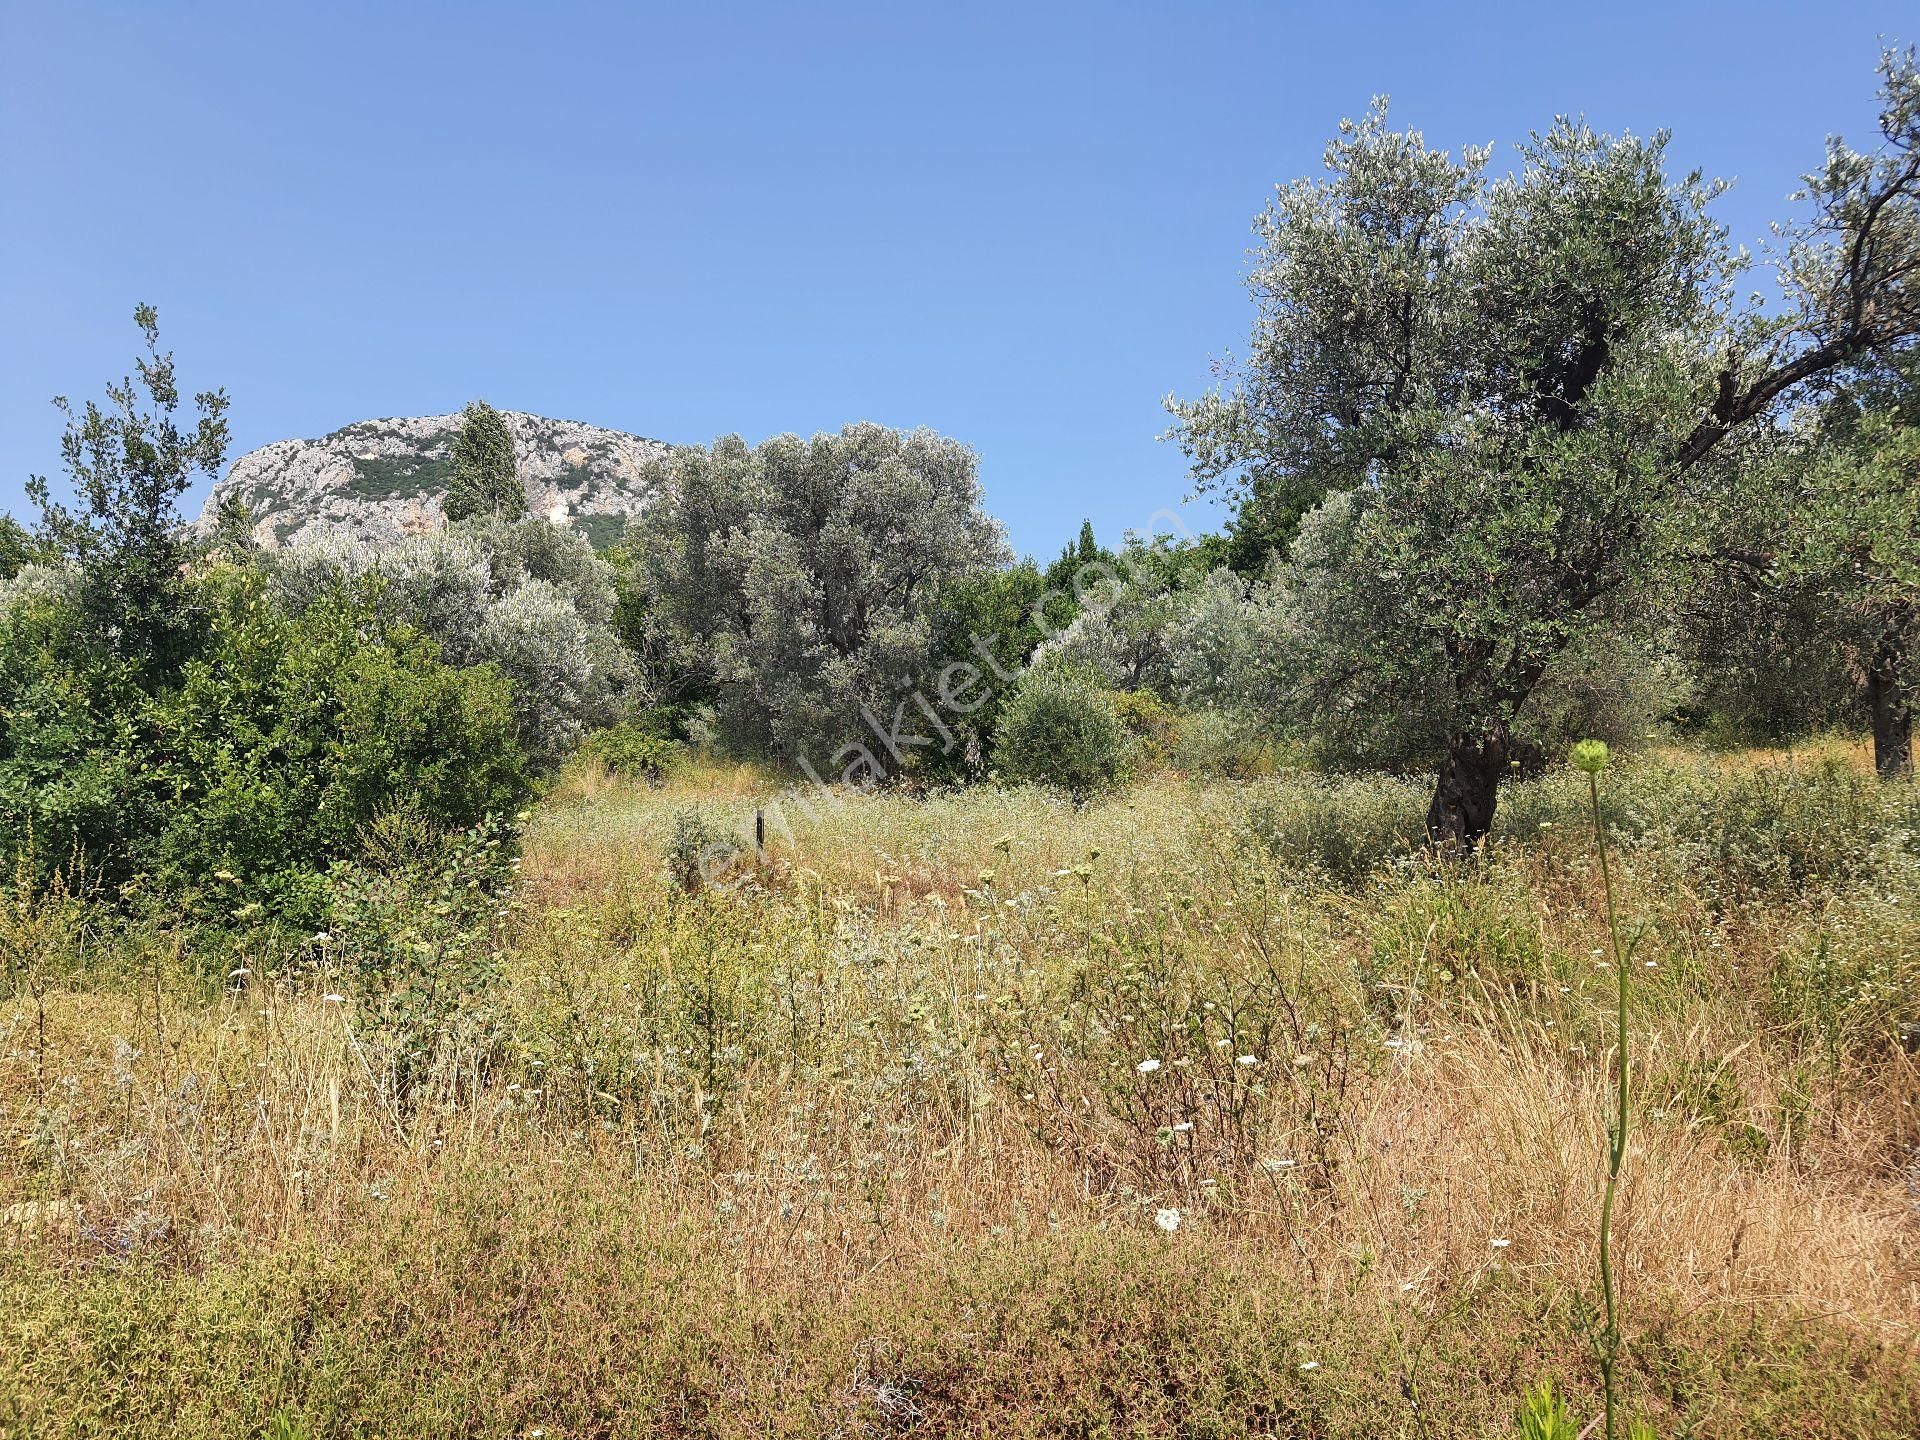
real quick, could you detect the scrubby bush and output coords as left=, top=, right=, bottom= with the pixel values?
left=992, top=663, right=1131, bottom=799
left=269, top=517, right=635, bottom=765
left=0, top=562, right=528, bottom=931
left=1112, top=689, right=1180, bottom=768
left=1170, top=706, right=1285, bottom=778
left=1235, top=772, right=1429, bottom=883
left=1626, top=759, right=1906, bottom=901
left=1770, top=870, right=1920, bottom=1068
left=663, top=806, right=745, bottom=892
left=324, top=810, right=518, bottom=1108
left=588, top=715, right=685, bottom=781
left=0, top=560, right=74, bottom=612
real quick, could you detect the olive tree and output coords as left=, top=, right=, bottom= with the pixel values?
left=1790, top=367, right=1920, bottom=774
left=1171, top=52, right=1920, bottom=842
left=1039, top=536, right=1217, bottom=692
left=629, top=423, right=1006, bottom=774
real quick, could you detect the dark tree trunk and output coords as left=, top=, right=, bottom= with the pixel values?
left=1427, top=725, right=1512, bottom=848
left=1867, top=629, right=1913, bottom=779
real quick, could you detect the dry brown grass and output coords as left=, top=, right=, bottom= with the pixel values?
left=5, top=755, right=1920, bottom=1434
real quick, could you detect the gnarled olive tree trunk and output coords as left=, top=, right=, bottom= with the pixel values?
left=1426, top=724, right=1511, bottom=847
left=1867, top=627, right=1914, bottom=778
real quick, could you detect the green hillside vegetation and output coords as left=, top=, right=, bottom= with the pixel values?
left=347, top=451, right=455, bottom=502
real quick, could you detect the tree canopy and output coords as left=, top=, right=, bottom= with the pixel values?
left=1170, top=51, right=1920, bottom=840
left=627, top=424, right=1006, bottom=775
left=27, top=303, right=230, bottom=684
left=444, top=400, right=524, bottom=522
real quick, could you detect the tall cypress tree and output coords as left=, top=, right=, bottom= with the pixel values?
left=445, top=400, right=523, bottom=522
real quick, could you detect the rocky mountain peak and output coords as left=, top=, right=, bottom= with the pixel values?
left=194, top=410, right=674, bottom=549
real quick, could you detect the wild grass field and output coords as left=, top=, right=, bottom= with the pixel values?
left=4, top=746, right=1920, bottom=1438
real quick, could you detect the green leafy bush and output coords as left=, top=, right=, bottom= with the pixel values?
left=587, top=716, right=685, bottom=781
left=1170, top=706, right=1285, bottom=778
left=0, top=564, right=529, bottom=933
left=991, top=663, right=1131, bottom=800
left=663, top=806, right=745, bottom=892
left=1112, top=689, right=1180, bottom=769
left=147, top=567, right=527, bottom=927
left=268, top=516, right=634, bottom=767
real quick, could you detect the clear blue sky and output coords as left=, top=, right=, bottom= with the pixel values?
left=1, top=2, right=1911, bottom=558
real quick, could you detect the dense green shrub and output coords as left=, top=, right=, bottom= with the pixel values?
left=1170, top=706, right=1285, bottom=778
left=923, top=559, right=1073, bottom=778
left=587, top=715, right=685, bottom=781
left=0, top=311, right=535, bottom=938
left=269, top=516, right=634, bottom=767
left=151, top=568, right=527, bottom=923
left=0, top=564, right=529, bottom=931
left=1112, top=689, right=1180, bottom=768
left=0, top=585, right=187, bottom=894
left=992, top=663, right=1131, bottom=800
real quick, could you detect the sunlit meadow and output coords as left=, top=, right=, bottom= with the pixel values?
left=4, top=746, right=1919, bottom=1436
